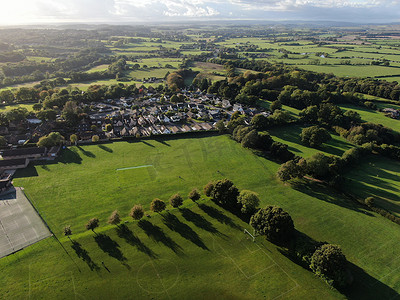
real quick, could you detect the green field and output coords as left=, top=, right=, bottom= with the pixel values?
left=268, top=124, right=354, bottom=158
left=3, top=135, right=400, bottom=299
left=0, top=103, right=35, bottom=112
left=344, top=155, right=400, bottom=217
left=339, top=104, right=400, bottom=132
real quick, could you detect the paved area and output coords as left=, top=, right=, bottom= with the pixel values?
left=0, top=187, right=51, bottom=258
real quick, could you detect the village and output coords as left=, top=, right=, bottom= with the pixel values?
left=0, top=89, right=270, bottom=189
left=0, top=89, right=268, bottom=146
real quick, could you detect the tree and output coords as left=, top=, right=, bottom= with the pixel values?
left=32, top=103, right=43, bottom=111
left=203, top=181, right=214, bottom=197
left=250, top=206, right=294, bottom=244
left=250, top=114, right=269, bottom=130
left=277, top=159, right=305, bottom=181
left=85, top=218, right=99, bottom=233
left=170, top=94, right=179, bottom=103
left=310, top=244, right=350, bottom=288
left=63, top=225, right=72, bottom=241
left=70, top=134, right=78, bottom=145
left=215, top=120, right=226, bottom=133
left=270, top=142, right=295, bottom=162
left=210, top=178, right=240, bottom=209
left=108, top=210, right=121, bottom=227
left=150, top=198, right=166, bottom=214
left=105, top=124, right=112, bottom=132
left=169, top=193, right=183, bottom=208
left=188, top=188, right=201, bottom=202
left=306, top=152, right=332, bottom=179
left=62, top=100, right=81, bottom=126
left=37, top=132, right=64, bottom=147
left=270, top=100, right=282, bottom=112
left=237, top=190, right=260, bottom=214
left=130, top=204, right=144, bottom=220
left=0, top=90, right=14, bottom=104
left=0, top=136, right=6, bottom=147
left=300, top=126, right=331, bottom=148
left=92, top=135, right=99, bottom=143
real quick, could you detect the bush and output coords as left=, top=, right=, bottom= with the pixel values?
left=169, top=193, right=183, bottom=208
left=130, top=204, right=145, bottom=220
left=250, top=205, right=294, bottom=244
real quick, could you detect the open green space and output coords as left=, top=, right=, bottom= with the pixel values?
left=0, top=103, right=35, bottom=113
left=5, top=135, right=400, bottom=298
left=338, top=104, right=400, bottom=133
left=268, top=124, right=354, bottom=158
left=343, top=155, right=400, bottom=217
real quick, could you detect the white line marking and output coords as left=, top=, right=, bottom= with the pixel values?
left=116, top=165, right=153, bottom=171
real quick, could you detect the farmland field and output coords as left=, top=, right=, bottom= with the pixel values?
left=4, top=135, right=400, bottom=299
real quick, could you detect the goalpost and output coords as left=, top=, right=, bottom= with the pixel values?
left=243, top=229, right=258, bottom=242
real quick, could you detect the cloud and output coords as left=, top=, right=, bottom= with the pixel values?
left=0, top=0, right=398, bottom=24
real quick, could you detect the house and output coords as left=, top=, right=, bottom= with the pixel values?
left=48, top=146, right=61, bottom=158
left=168, top=126, right=181, bottom=134
left=222, top=100, right=232, bottom=109
left=200, top=123, right=213, bottom=130
left=0, top=158, right=29, bottom=171
left=0, top=174, right=12, bottom=193
left=1, top=147, right=47, bottom=160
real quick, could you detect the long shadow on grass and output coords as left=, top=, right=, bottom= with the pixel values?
left=180, top=208, right=225, bottom=237
left=71, top=241, right=100, bottom=271
left=292, top=180, right=367, bottom=214
left=198, top=204, right=241, bottom=230
left=77, top=146, right=96, bottom=158
left=116, top=224, right=158, bottom=258
left=278, top=232, right=399, bottom=299
left=138, top=220, right=183, bottom=255
left=162, top=213, right=209, bottom=250
left=94, top=234, right=127, bottom=262
left=343, top=262, right=399, bottom=300
left=58, top=148, right=82, bottom=164
left=98, top=144, right=113, bottom=153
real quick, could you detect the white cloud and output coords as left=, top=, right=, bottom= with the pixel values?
left=0, top=0, right=398, bottom=24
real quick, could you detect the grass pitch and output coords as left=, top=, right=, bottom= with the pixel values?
left=4, top=135, right=400, bottom=299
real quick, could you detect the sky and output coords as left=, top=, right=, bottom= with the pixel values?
left=0, top=0, right=399, bottom=25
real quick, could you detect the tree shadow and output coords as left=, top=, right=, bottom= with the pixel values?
left=138, top=220, right=183, bottom=255
left=71, top=241, right=100, bottom=271
left=278, top=231, right=399, bottom=299
left=198, top=204, right=241, bottom=230
left=77, top=146, right=96, bottom=158
left=154, top=139, right=171, bottom=147
left=163, top=213, right=209, bottom=250
left=58, top=148, right=82, bottom=164
left=94, top=234, right=127, bottom=262
left=98, top=144, right=113, bottom=153
left=116, top=224, right=158, bottom=258
left=180, top=208, right=225, bottom=236
left=343, top=262, right=400, bottom=300
left=140, top=141, right=155, bottom=148
left=292, top=180, right=367, bottom=214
